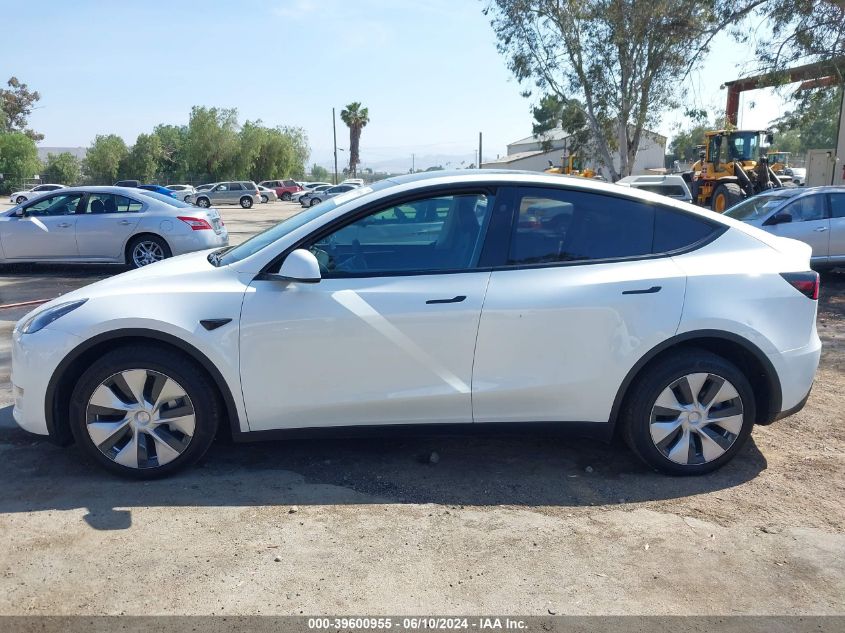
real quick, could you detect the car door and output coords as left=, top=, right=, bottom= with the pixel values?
left=0, top=192, right=83, bottom=259
left=472, top=186, right=702, bottom=425
left=238, top=189, right=497, bottom=431
left=75, top=193, right=145, bottom=259
left=765, top=193, right=830, bottom=263
left=209, top=183, right=229, bottom=205
left=827, top=192, right=845, bottom=262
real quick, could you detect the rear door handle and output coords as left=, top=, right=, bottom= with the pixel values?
left=814, top=227, right=829, bottom=232
left=118, top=220, right=132, bottom=225
left=56, top=222, right=72, bottom=228
left=426, top=295, right=466, bottom=304
left=622, top=286, right=662, bottom=295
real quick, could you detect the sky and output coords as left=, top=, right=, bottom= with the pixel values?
left=1, top=0, right=793, bottom=171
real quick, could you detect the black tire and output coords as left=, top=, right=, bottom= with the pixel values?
left=240, top=196, right=253, bottom=209
left=282, top=192, right=292, bottom=201
left=15, top=195, right=26, bottom=204
left=711, top=182, right=743, bottom=212
left=260, top=194, right=269, bottom=204
left=621, top=349, right=756, bottom=476
left=126, top=234, right=172, bottom=269
left=196, top=197, right=211, bottom=208
left=309, top=197, right=321, bottom=207
left=68, top=345, right=221, bottom=479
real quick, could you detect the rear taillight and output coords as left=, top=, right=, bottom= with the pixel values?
left=780, top=271, right=819, bottom=300
left=178, top=216, right=213, bottom=231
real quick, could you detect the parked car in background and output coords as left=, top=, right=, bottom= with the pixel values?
left=258, top=179, right=302, bottom=201
left=257, top=185, right=278, bottom=203
left=188, top=181, right=261, bottom=209
left=195, top=183, right=215, bottom=192
left=166, top=184, right=196, bottom=201
left=0, top=186, right=227, bottom=269
left=299, top=183, right=359, bottom=207
left=9, top=171, right=820, bottom=478
left=291, top=183, right=332, bottom=203
left=341, top=178, right=365, bottom=186
left=8, top=183, right=67, bottom=205
left=784, top=167, right=807, bottom=186
left=724, top=186, right=844, bottom=271
left=137, top=184, right=179, bottom=199
left=114, top=180, right=141, bottom=188
left=616, top=175, right=693, bottom=203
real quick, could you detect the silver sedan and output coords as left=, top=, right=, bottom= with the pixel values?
left=0, top=186, right=229, bottom=268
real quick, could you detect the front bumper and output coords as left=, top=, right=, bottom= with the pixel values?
left=11, top=326, right=83, bottom=437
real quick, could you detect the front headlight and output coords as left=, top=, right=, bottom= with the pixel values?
left=19, top=299, right=87, bottom=334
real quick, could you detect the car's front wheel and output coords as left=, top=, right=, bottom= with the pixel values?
left=15, top=195, right=26, bottom=204
left=260, top=194, right=269, bottom=203
left=240, top=196, right=253, bottom=209
left=622, top=350, right=755, bottom=475
left=282, top=192, right=292, bottom=201
left=69, top=345, right=221, bottom=479
left=309, top=197, right=321, bottom=207
left=196, top=197, right=210, bottom=208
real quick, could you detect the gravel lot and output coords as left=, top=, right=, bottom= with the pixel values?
left=0, top=199, right=842, bottom=615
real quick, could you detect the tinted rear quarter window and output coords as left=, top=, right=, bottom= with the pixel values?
left=653, top=209, right=719, bottom=252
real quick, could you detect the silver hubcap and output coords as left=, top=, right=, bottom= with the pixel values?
left=132, top=241, right=164, bottom=267
left=198, top=199, right=209, bottom=207
left=85, top=369, right=195, bottom=470
left=650, top=372, right=744, bottom=465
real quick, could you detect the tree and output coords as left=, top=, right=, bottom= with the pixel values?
left=123, top=133, right=163, bottom=182
left=0, top=77, right=43, bottom=141
left=484, top=1, right=758, bottom=180
left=310, top=164, right=329, bottom=181
left=669, top=122, right=712, bottom=162
left=185, top=106, right=240, bottom=182
left=153, top=124, right=189, bottom=183
left=340, top=102, right=369, bottom=177
left=531, top=94, right=593, bottom=154
left=0, top=132, right=40, bottom=193
left=771, top=86, right=842, bottom=152
left=44, top=152, right=81, bottom=185
left=84, top=134, right=129, bottom=184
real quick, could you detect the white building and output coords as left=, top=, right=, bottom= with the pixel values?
left=483, top=127, right=667, bottom=178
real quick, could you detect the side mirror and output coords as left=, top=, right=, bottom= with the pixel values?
left=275, top=248, right=321, bottom=283
left=766, top=212, right=792, bottom=226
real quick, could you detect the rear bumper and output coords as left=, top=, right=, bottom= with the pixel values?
left=766, top=335, right=821, bottom=422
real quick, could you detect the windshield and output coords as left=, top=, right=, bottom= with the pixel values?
left=215, top=183, right=383, bottom=266
left=723, top=191, right=796, bottom=220
left=136, top=190, right=193, bottom=208
left=727, top=132, right=761, bottom=161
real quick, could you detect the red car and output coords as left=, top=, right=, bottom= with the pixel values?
left=259, top=179, right=302, bottom=201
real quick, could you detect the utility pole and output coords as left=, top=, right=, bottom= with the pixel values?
left=332, top=108, right=339, bottom=185
left=478, top=132, right=483, bottom=169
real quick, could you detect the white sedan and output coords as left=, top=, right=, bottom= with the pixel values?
left=10, top=171, right=820, bottom=478
left=9, top=183, right=67, bottom=204
left=0, top=186, right=228, bottom=267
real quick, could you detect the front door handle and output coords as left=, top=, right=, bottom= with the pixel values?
left=814, top=227, right=829, bottom=232
left=622, top=286, right=662, bottom=295
left=56, top=222, right=72, bottom=228
left=426, top=295, right=466, bottom=305
left=118, top=220, right=132, bottom=225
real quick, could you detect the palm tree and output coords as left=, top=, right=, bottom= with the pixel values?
left=340, top=102, right=369, bottom=177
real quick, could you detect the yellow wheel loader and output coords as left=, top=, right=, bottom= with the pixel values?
left=683, top=130, right=791, bottom=212
left=544, top=155, right=596, bottom=179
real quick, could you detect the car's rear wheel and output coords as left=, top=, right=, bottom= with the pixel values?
left=127, top=235, right=171, bottom=269
left=309, top=197, right=321, bottom=207
left=622, top=350, right=755, bottom=475
left=282, top=192, right=292, bottom=201
left=196, top=197, right=211, bottom=208
left=15, top=195, right=26, bottom=204
left=69, top=346, right=221, bottom=479
left=240, top=196, right=253, bottom=209
left=260, top=194, right=269, bottom=203
left=183, top=195, right=191, bottom=202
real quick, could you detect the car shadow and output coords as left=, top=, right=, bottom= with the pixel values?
left=0, top=404, right=767, bottom=530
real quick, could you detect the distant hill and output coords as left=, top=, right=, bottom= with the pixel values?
left=37, top=147, right=87, bottom=161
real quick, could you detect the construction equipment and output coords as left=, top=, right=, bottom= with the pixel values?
left=685, top=129, right=790, bottom=212
left=545, top=155, right=596, bottom=179
left=767, top=151, right=791, bottom=174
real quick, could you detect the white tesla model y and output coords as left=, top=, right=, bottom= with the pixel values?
left=11, top=171, right=821, bottom=478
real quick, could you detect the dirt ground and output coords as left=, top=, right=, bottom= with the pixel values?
left=0, top=200, right=842, bottom=616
